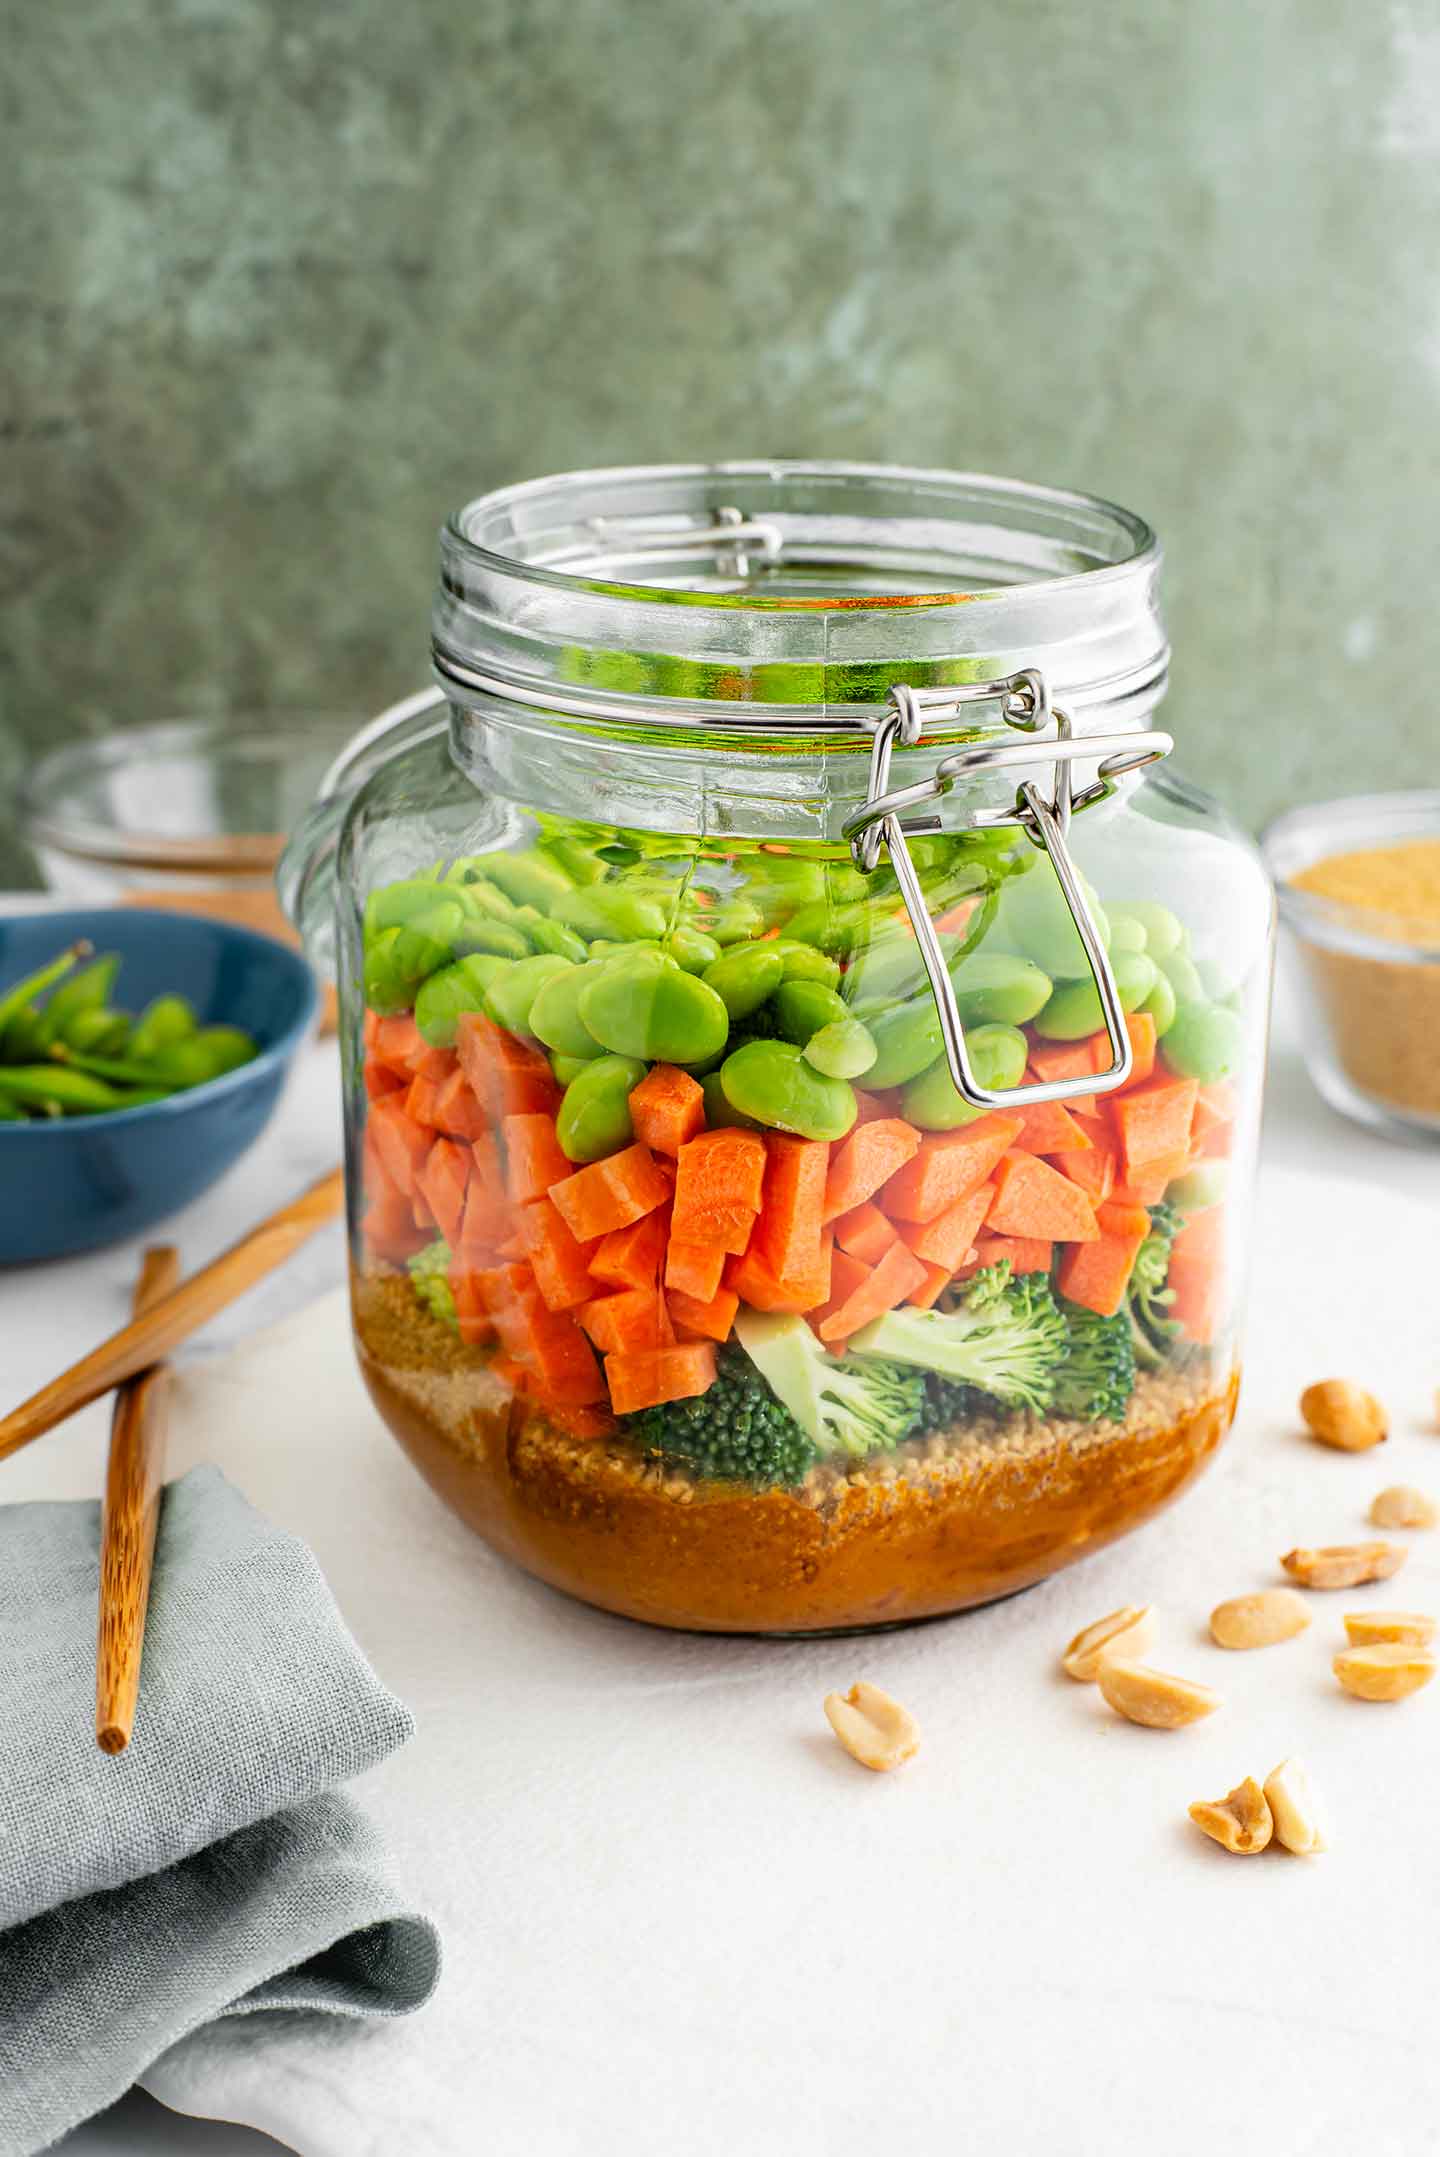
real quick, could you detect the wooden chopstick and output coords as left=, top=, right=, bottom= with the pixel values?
left=0, top=1165, right=344, bottom=1462
left=96, top=1244, right=181, bottom=1754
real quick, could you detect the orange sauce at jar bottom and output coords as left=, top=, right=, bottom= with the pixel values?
left=353, top=1274, right=1239, bottom=1635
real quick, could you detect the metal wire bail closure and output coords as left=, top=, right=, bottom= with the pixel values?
left=842, top=673, right=1174, bottom=1111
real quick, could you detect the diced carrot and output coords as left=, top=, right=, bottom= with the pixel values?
left=897, top=1180, right=994, bottom=1272
left=1052, top=1142, right=1115, bottom=1206
left=1110, top=1075, right=1199, bottom=1184
left=604, top=1342, right=717, bottom=1416
left=671, top=1128, right=767, bottom=1252
left=503, top=1111, right=572, bottom=1205
left=405, top=1071, right=449, bottom=1130
left=1195, top=1079, right=1238, bottom=1129
left=417, top=1136, right=471, bottom=1251
left=1120, top=1010, right=1157, bottom=1088
left=515, top=1197, right=597, bottom=1312
left=1026, top=1040, right=1099, bottom=1116
left=818, top=1239, right=929, bottom=1343
left=460, top=1130, right=508, bottom=1243
left=986, top=1151, right=1099, bottom=1242
left=363, top=1008, right=381, bottom=1051
left=666, top=1283, right=740, bottom=1343
left=432, top=1066, right=490, bottom=1143
left=1011, top=1100, right=1093, bottom=1157
left=727, top=1233, right=834, bottom=1314
left=578, top=1287, right=675, bottom=1353
left=372, top=1013, right=452, bottom=1080
left=368, top=1091, right=434, bottom=1199
left=1056, top=1211, right=1150, bottom=1318
left=628, top=1063, right=705, bottom=1155
left=665, top=1239, right=726, bottom=1302
left=526, top=1313, right=608, bottom=1404
left=455, top=1012, right=559, bottom=1121
left=833, top=1200, right=899, bottom=1265
left=1110, top=1159, right=1184, bottom=1206
left=546, top=1401, right=620, bottom=1440
left=361, top=1188, right=429, bottom=1263
left=1172, top=1205, right=1225, bottom=1268
left=822, top=1118, right=921, bottom=1222
left=809, top=1247, right=873, bottom=1343
left=1167, top=1256, right=1221, bottom=1343
left=967, top=1231, right=1053, bottom=1276
left=850, top=1087, right=904, bottom=1125
left=411, top=1188, right=436, bottom=1233
left=755, top=1134, right=830, bottom=1279
left=906, top=1259, right=954, bottom=1309
left=363, top=1055, right=407, bottom=1102
left=449, top=1266, right=497, bottom=1346
left=590, top=1207, right=670, bottom=1290
left=1191, top=1119, right=1235, bottom=1161
left=933, top=898, right=978, bottom=935
left=551, top=1143, right=672, bottom=1243
left=881, top=1114, right=1023, bottom=1224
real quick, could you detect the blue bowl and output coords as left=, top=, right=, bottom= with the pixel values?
left=0, top=908, right=318, bottom=1264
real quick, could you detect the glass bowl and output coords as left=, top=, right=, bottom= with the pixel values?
left=1262, top=789, right=1440, bottom=1143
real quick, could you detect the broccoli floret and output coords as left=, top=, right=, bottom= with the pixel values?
left=1052, top=1301, right=1136, bottom=1423
left=625, top=1344, right=817, bottom=1486
left=732, top=1308, right=927, bottom=1462
left=408, top=1239, right=458, bottom=1333
left=849, top=1261, right=1068, bottom=1417
left=1127, top=1200, right=1186, bottom=1369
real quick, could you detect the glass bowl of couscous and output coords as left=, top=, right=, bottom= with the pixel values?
left=1263, top=790, right=1440, bottom=1142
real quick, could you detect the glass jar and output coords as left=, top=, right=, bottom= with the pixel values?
left=281, top=462, right=1272, bottom=1633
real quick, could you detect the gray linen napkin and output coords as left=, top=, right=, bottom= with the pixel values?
left=0, top=1465, right=440, bottom=2156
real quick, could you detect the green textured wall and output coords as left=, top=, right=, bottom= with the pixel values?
left=4, top=0, right=1436, bottom=879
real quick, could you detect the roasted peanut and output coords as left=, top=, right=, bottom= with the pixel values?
left=1299, top=1379, right=1388, bottom=1452
left=1096, top=1659, right=1221, bottom=1729
left=1061, top=1603, right=1154, bottom=1681
left=1333, top=1643, right=1436, bottom=1701
left=823, top=1682, right=920, bottom=1771
left=1343, top=1610, right=1436, bottom=1647
left=1281, top=1542, right=1407, bottom=1589
left=1370, top=1485, right=1438, bottom=1530
left=1188, top=1776, right=1273, bottom=1855
left=1263, top=1758, right=1326, bottom=1854
left=1209, top=1589, right=1311, bottom=1651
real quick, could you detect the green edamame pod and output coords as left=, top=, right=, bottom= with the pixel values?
left=0, top=942, right=88, bottom=1037
left=769, top=940, right=842, bottom=989
left=416, top=955, right=512, bottom=1047
left=900, top=1024, right=1029, bottom=1131
left=718, top=1040, right=857, bottom=1142
left=57, top=1005, right=129, bottom=1056
left=773, top=979, right=849, bottom=1044
left=0, top=1064, right=170, bottom=1113
left=483, top=954, right=575, bottom=1037
left=556, top=1053, right=647, bottom=1163
left=553, top=884, right=670, bottom=944
left=803, top=1018, right=877, bottom=1080
left=1123, top=902, right=1184, bottom=960
left=949, top=950, right=1053, bottom=1027
left=529, top=960, right=609, bottom=1059
left=579, top=952, right=730, bottom=1064
left=1139, top=967, right=1178, bottom=1037
left=701, top=944, right=786, bottom=1021
left=1032, top=952, right=1159, bottom=1042
left=1158, top=1001, right=1243, bottom=1083
left=128, top=994, right=199, bottom=1063
left=37, top=955, right=120, bottom=1048
left=148, top=1027, right=257, bottom=1085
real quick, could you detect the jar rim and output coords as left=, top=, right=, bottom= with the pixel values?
left=442, top=459, right=1158, bottom=613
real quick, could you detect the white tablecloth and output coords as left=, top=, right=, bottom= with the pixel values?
left=5, top=948, right=1437, bottom=2156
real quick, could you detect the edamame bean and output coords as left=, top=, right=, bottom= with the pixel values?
left=662, top=925, right=722, bottom=973
left=1032, top=952, right=1159, bottom=1041
left=550, top=1052, right=595, bottom=1087
left=579, top=952, right=730, bottom=1064
left=556, top=1053, right=646, bottom=1163
left=1123, top=902, right=1184, bottom=960
left=719, top=1041, right=857, bottom=1141
left=416, top=956, right=511, bottom=1047
left=529, top=960, right=609, bottom=1059
left=539, top=838, right=609, bottom=886
left=844, top=930, right=929, bottom=1005
left=1159, top=1000, right=1243, bottom=1083
left=1167, top=1159, right=1228, bottom=1210
left=363, top=928, right=410, bottom=1014
left=554, top=884, right=670, bottom=944
left=589, top=940, right=661, bottom=961
left=740, top=856, right=828, bottom=925
left=774, top=978, right=850, bottom=1044
left=992, top=859, right=1110, bottom=977
left=453, top=878, right=523, bottom=926
left=1158, top=948, right=1205, bottom=1005
left=697, top=898, right=766, bottom=946
left=1196, top=957, right=1237, bottom=1005
left=803, top=1018, right=877, bottom=1079
left=769, top=940, right=842, bottom=988
left=1140, top=967, right=1178, bottom=1037
left=1106, top=911, right=1149, bottom=955
left=484, top=954, right=575, bottom=1037
left=472, top=848, right=576, bottom=911
left=520, top=914, right=590, bottom=964
left=701, top=1070, right=760, bottom=1129
left=950, top=950, right=1053, bottom=1027
left=781, top=899, right=869, bottom=954
left=700, top=944, right=786, bottom=1021
left=900, top=1024, right=1029, bottom=1131
left=390, top=901, right=467, bottom=987
left=366, top=878, right=459, bottom=935
left=453, top=919, right=531, bottom=961
left=863, top=998, right=944, bottom=1088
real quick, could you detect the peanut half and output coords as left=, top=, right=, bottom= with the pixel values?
left=1281, top=1542, right=1407, bottom=1590
left=1189, top=1776, right=1273, bottom=1855
left=1263, top=1758, right=1326, bottom=1854
left=1097, top=1659, right=1221, bottom=1729
left=1343, top=1610, right=1436, bottom=1647
left=1209, top=1589, right=1311, bottom=1651
left=823, top=1682, right=920, bottom=1771
left=1333, top=1643, right=1437, bottom=1702
left=1370, top=1485, right=1439, bottom=1530
left=1061, top=1603, right=1155, bottom=1681
left=1299, top=1379, right=1388, bottom=1452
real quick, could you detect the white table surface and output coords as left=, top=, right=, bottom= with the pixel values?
left=4, top=935, right=1436, bottom=2154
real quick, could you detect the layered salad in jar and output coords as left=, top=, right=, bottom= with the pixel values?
left=353, top=817, right=1245, bottom=1631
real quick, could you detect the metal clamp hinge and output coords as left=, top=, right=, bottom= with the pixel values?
left=841, top=674, right=1173, bottom=1111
